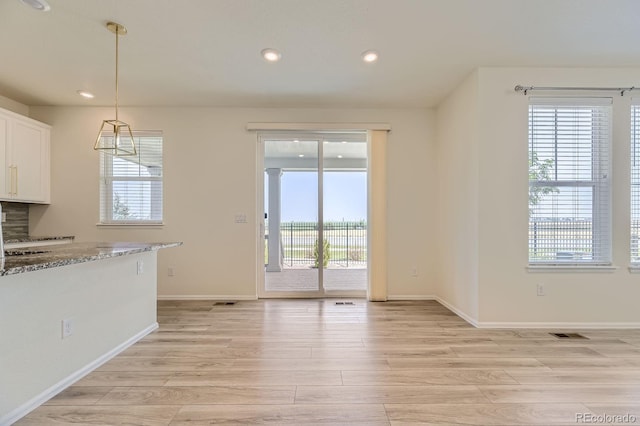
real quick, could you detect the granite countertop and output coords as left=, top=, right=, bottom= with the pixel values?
left=4, top=236, right=75, bottom=244
left=0, top=241, right=182, bottom=276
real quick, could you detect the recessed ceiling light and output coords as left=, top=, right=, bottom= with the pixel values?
left=361, top=50, right=379, bottom=63
left=261, top=48, right=281, bottom=62
left=298, top=154, right=304, bottom=158
left=338, top=155, right=343, bottom=159
left=76, top=90, right=95, bottom=99
left=342, top=141, right=347, bottom=144
left=19, top=0, right=50, bottom=11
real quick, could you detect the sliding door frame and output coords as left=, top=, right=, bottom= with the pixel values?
left=257, top=131, right=367, bottom=299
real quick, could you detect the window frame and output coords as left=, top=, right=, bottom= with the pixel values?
left=527, top=97, right=612, bottom=267
left=630, top=101, right=640, bottom=266
left=98, top=130, right=164, bottom=226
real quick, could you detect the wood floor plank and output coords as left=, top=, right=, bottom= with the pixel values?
left=170, top=404, right=390, bottom=425
left=43, top=387, right=113, bottom=405
left=15, top=405, right=180, bottom=426
left=311, top=346, right=456, bottom=358
left=122, top=347, right=313, bottom=359
left=73, top=371, right=173, bottom=387
left=451, top=345, right=605, bottom=358
left=295, top=385, right=490, bottom=404
left=589, top=345, right=640, bottom=357
left=95, top=356, right=235, bottom=372
left=584, top=404, right=640, bottom=417
left=536, top=357, right=640, bottom=369
left=166, top=370, right=343, bottom=386
left=96, top=386, right=296, bottom=405
left=506, top=368, right=640, bottom=384
left=385, top=403, right=591, bottom=425
left=387, top=357, right=545, bottom=370
left=231, top=358, right=392, bottom=371
left=478, top=384, right=640, bottom=403
left=342, top=369, right=518, bottom=386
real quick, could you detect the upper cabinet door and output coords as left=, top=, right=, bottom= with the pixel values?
left=0, top=116, right=9, bottom=199
left=0, top=108, right=51, bottom=204
left=11, top=119, right=49, bottom=203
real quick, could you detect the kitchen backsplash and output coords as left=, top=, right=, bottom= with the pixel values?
left=1, top=202, right=29, bottom=240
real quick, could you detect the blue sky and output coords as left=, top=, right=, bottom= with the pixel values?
left=267, top=171, right=367, bottom=222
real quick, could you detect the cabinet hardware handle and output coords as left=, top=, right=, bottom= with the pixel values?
left=10, top=165, right=17, bottom=196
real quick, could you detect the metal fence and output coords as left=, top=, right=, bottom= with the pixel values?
left=268, top=221, right=367, bottom=268
left=529, top=220, right=594, bottom=261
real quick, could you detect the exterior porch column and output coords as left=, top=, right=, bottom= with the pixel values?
left=266, top=168, right=283, bottom=272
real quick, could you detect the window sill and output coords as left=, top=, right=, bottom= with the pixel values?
left=628, top=266, right=640, bottom=273
left=97, top=223, right=164, bottom=229
left=527, top=264, right=618, bottom=273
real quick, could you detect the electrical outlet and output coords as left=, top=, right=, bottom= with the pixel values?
left=61, top=318, right=74, bottom=338
left=411, top=266, right=418, bottom=277
left=537, top=283, right=545, bottom=296
left=168, top=266, right=175, bottom=277
left=137, top=260, right=144, bottom=275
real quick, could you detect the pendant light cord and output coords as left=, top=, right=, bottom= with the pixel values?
left=115, top=26, right=119, bottom=122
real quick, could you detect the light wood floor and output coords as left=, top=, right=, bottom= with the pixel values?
left=16, top=300, right=640, bottom=425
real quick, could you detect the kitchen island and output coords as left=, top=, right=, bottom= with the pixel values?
left=0, top=241, right=181, bottom=425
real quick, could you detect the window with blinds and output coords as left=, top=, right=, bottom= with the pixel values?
left=631, top=103, right=640, bottom=264
left=99, top=131, right=163, bottom=224
left=528, top=98, right=611, bottom=265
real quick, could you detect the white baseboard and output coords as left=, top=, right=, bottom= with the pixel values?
left=476, top=321, right=640, bottom=329
left=430, top=296, right=480, bottom=327
left=157, top=295, right=258, bottom=301
left=1, top=323, right=158, bottom=426
left=427, top=296, right=640, bottom=329
left=387, top=295, right=438, bottom=301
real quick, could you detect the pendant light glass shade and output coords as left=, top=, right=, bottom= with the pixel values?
left=94, top=22, right=137, bottom=157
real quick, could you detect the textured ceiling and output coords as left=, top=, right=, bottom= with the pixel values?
left=1, top=0, right=640, bottom=108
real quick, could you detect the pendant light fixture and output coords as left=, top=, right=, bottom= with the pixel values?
left=94, top=21, right=136, bottom=157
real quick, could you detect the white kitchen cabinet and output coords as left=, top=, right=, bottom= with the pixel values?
left=0, top=108, right=50, bottom=204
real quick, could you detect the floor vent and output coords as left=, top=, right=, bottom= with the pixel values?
left=550, top=332, right=588, bottom=339
left=214, top=301, right=236, bottom=306
left=335, top=301, right=355, bottom=305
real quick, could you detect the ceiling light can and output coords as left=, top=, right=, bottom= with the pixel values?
left=261, top=48, right=281, bottom=62
left=77, top=90, right=95, bottom=99
left=20, top=0, right=50, bottom=11
left=361, top=50, right=379, bottom=63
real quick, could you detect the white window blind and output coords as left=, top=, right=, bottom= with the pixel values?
left=99, top=131, right=163, bottom=224
left=631, top=102, right=640, bottom=264
left=528, top=98, right=611, bottom=265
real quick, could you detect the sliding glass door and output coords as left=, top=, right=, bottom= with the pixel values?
left=260, top=132, right=367, bottom=298
left=322, top=139, right=368, bottom=292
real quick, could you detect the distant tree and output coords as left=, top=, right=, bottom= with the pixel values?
left=529, top=152, right=558, bottom=212
left=113, top=193, right=131, bottom=219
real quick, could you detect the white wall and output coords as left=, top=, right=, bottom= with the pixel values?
left=439, top=67, right=640, bottom=326
left=27, top=106, right=436, bottom=299
left=435, top=70, right=480, bottom=320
